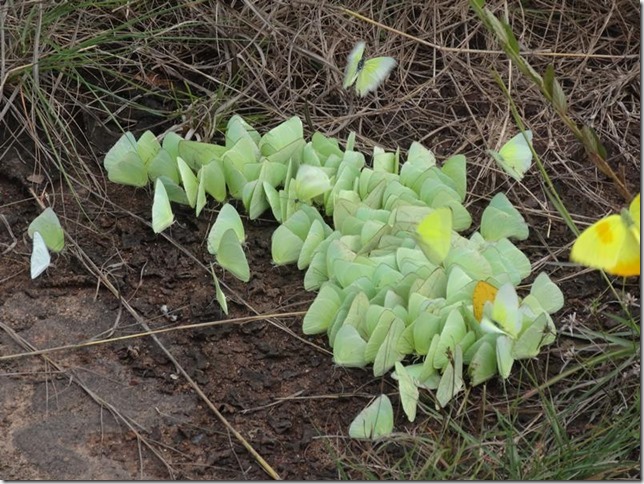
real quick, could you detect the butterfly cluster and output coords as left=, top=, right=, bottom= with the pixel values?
left=101, top=115, right=566, bottom=440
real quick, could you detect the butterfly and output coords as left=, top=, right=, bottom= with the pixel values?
left=394, top=362, right=419, bottom=422
left=343, top=41, right=396, bottom=97
left=435, top=345, right=464, bottom=409
left=487, top=130, right=533, bottom=181
left=28, top=208, right=65, bottom=279
left=416, top=207, right=452, bottom=265
left=28, top=207, right=65, bottom=253
left=206, top=203, right=250, bottom=282
left=480, top=193, right=529, bottom=242
left=472, top=280, right=498, bottom=322
left=570, top=193, right=640, bottom=277
left=152, top=178, right=175, bottom=233
left=216, top=229, right=250, bottom=282
left=333, top=325, right=367, bottom=368
left=348, top=394, right=394, bottom=440
left=103, top=132, right=149, bottom=187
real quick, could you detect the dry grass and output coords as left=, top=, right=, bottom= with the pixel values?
left=2, top=0, right=639, bottom=210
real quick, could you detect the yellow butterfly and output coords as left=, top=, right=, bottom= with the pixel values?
left=416, top=207, right=452, bottom=265
left=472, top=280, right=498, bottom=322
left=570, top=193, right=640, bottom=277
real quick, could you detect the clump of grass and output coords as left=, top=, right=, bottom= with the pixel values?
left=335, top=350, right=639, bottom=479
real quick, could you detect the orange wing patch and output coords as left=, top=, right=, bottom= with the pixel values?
left=595, top=220, right=615, bottom=244
left=473, top=281, right=498, bottom=322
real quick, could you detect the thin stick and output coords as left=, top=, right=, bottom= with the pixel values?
left=0, top=310, right=306, bottom=362
left=334, top=6, right=639, bottom=59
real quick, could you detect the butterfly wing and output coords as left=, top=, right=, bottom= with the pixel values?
left=512, top=313, right=548, bottom=360
left=491, top=283, right=521, bottom=337
left=395, top=362, right=419, bottom=422
left=416, top=207, right=452, bottom=265
left=628, top=193, right=640, bottom=242
left=495, top=335, right=514, bottom=379
left=333, top=325, right=368, bottom=367
left=28, top=207, right=65, bottom=252
left=207, top=203, right=246, bottom=255
left=473, top=281, right=498, bottom=322
left=199, top=161, right=227, bottom=202
left=570, top=214, right=640, bottom=276
left=436, top=345, right=464, bottom=408
left=108, top=150, right=148, bottom=187
left=529, top=272, right=564, bottom=314
left=31, top=231, right=51, bottom=279
left=196, top=168, right=208, bottom=217
left=480, top=193, right=529, bottom=242
left=490, top=130, right=533, bottom=181
left=349, top=394, right=394, bottom=440
left=343, top=41, right=366, bottom=89
left=355, top=56, right=397, bottom=96
left=468, top=341, right=497, bottom=386
left=216, top=228, right=250, bottom=282
left=611, top=229, right=640, bottom=276
left=177, top=156, right=199, bottom=208
left=152, top=178, right=174, bottom=233
left=211, top=266, right=229, bottom=315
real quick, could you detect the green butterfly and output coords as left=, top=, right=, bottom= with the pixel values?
left=103, top=132, right=148, bottom=187
left=28, top=208, right=65, bottom=279
left=415, top=207, right=453, bottom=265
left=152, top=178, right=174, bottom=233
left=394, top=362, right=419, bottom=422
left=333, top=325, right=368, bottom=368
left=349, top=394, right=394, bottom=440
left=216, top=229, right=250, bottom=282
left=343, top=41, right=396, bottom=97
left=487, top=130, right=533, bottom=181
left=28, top=207, right=65, bottom=253
left=480, top=193, right=529, bottom=242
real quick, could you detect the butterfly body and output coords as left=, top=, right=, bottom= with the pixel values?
left=343, top=41, right=396, bottom=97
left=570, top=194, right=640, bottom=277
